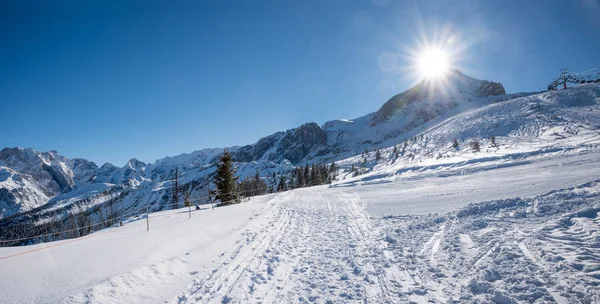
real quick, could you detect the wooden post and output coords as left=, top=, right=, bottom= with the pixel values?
left=188, top=203, right=191, bottom=219
left=146, top=206, right=149, bottom=232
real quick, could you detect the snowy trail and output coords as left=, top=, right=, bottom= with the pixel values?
left=173, top=188, right=451, bottom=304
left=171, top=155, right=600, bottom=303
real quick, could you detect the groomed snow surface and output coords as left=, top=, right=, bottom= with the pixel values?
left=1, top=149, right=600, bottom=304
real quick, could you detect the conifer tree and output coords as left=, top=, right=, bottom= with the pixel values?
left=320, top=164, right=329, bottom=184
left=184, top=187, right=191, bottom=207
left=238, top=171, right=267, bottom=198
left=329, top=162, right=337, bottom=181
left=297, top=167, right=304, bottom=188
left=277, top=175, right=286, bottom=192
left=172, top=166, right=179, bottom=209
left=213, top=149, right=240, bottom=205
left=470, top=140, right=481, bottom=152
left=303, top=164, right=310, bottom=187
left=311, top=164, right=322, bottom=185
left=270, top=172, right=277, bottom=193
left=375, top=149, right=382, bottom=161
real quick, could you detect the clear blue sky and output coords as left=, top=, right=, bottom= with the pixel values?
left=1, top=0, right=599, bottom=166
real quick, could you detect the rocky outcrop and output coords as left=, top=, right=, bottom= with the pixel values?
left=372, top=70, right=506, bottom=123
left=371, top=83, right=430, bottom=124
left=475, top=80, right=505, bottom=97
left=232, top=122, right=328, bottom=165
left=0, top=147, right=74, bottom=196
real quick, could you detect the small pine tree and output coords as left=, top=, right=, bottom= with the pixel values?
left=470, top=140, right=481, bottom=153
left=392, top=145, right=398, bottom=157
left=277, top=175, right=286, bottom=192
left=303, top=164, right=310, bottom=187
left=270, top=172, right=277, bottom=193
left=172, top=166, right=179, bottom=209
left=184, top=187, right=191, bottom=207
left=329, top=162, right=337, bottom=181
left=375, top=149, right=382, bottom=161
left=310, top=164, right=322, bottom=186
left=213, top=149, right=240, bottom=205
left=452, top=138, right=459, bottom=150
left=490, top=136, right=497, bottom=147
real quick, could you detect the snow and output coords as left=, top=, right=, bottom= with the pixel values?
left=1, top=147, right=600, bottom=303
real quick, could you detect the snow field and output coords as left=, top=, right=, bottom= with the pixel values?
left=2, top=147, right=600, bottom=303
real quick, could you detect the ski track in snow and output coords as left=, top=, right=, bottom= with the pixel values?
left=172, top=182, right=600, bottom=303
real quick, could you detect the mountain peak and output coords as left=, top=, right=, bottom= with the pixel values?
left=372, top=72, right=505, bottom=123
left=127, top=158, right=145, bottom=166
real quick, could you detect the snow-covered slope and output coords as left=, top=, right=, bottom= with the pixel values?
left=1, top=150, right=599, bottom=304
left=334, top=83, right=600, bottom=186
left=229, top=70, right=508, bottom=164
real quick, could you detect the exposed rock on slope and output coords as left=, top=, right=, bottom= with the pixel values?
left=373, top=69, right=505, bottom=123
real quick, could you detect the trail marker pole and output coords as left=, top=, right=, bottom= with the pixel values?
left=188, top=203, right=191, bottom=219
left=146, top=206, right=149, bottom=232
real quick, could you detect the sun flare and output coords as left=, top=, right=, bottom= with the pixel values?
left=416, top=48, right=450, bottom=79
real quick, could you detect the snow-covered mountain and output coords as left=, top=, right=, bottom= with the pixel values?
left=0, top=148, right=75, bottom=216
left=229, top=69, right=508, bottom=165
left=5, top=71, right=599, bottom=245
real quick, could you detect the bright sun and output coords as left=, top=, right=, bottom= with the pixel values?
left=416, top=48, right=450, bottom=79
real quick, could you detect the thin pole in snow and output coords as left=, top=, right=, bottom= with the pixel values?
left=188, top=203, right=191, bottom=219
left=146, top=206, right=149, bottom=232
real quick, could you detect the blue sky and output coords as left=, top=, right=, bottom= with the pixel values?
left=1, top=0, right=599, bottom=166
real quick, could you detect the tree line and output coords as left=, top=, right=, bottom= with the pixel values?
left=205, top=149, right=338, bottom=206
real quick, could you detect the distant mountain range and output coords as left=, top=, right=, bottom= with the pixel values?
left=2, top=69, right=547, bottom=243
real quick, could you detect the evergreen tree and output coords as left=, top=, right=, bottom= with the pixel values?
left=303, top=164, right=310, bottom=187
left=392, top=145, right=398, bottom=157
left=184, top=187, right=191, bottom=207
left=320, top=164, right=329, bottom=184
left=470, top=140, right=481, bottom=152
left=452, top=138, right=459, bottom=149
left=238, top=171, right=267, bottom=198
left=297, top=167, right=304, bottom=188
left=329, top=162, right=337, bottom=181
left=490, top=136, right=497, bottom=147
left=277, top=175, right=286, bottom=192
left=352, top=164, right=360, bottom=177
left=375, top=149, right=382, bottom=161
left=311, top=164, right=322, bottom=185
left=213, top=149, right=240, bottom=205
left=172, top=166, right=179, bottom=209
